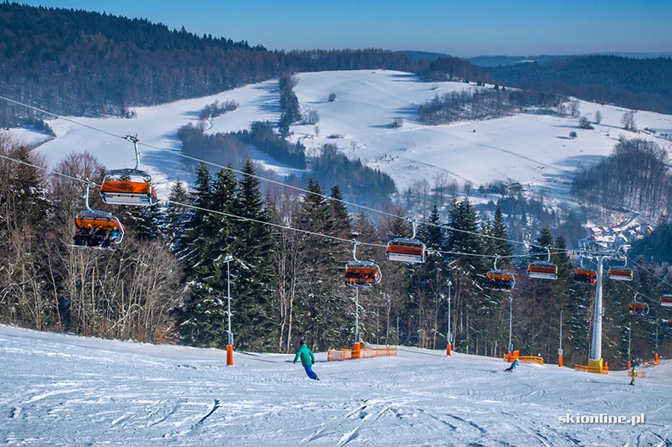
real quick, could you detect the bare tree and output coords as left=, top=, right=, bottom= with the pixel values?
left=594, top=110, right=602, bottom=124
left=621, top=111, right=637, bottom=131
left=569, top=99, right=580, bottom=118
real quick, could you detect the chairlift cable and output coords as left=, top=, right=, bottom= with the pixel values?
left=0, top=94, right=558, bottom=252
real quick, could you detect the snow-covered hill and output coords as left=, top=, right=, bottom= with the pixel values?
left=8, top=70, right=672, bottom=202
left=1, top=325, right=669, bottom=446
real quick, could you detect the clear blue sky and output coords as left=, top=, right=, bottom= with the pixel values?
left=17, top=0, right=672, bottom=57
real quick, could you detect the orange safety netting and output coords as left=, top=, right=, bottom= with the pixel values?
left=328, top=346, right=397, bottom=361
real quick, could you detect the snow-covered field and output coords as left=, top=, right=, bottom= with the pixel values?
left=6, top=70, right=672, bottom=201
left=1, top=325, right=669, bottom=446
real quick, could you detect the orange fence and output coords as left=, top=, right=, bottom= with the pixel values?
left=574, top=362, right=610, bottom=374
left=628, top=369, right=646, bottom=379
left=328, top=346, right=397, bottom=361
left=502, top=351, right=544, bottom=365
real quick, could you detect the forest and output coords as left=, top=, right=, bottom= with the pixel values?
left=1, top=133, right=670, bottom=369
left=4, top=2, right=669, bottom=132
left=486, top=56, right=672, bottom=114
left=572, top=138, right=671, bottom=221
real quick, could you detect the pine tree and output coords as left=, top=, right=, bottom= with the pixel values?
left=165, top=180, right=189, bottom=252
left=177, top=163, right=229, bottom=347
left=230, top=160, right=277, bottom=350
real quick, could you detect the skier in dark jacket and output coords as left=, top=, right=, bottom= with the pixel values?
left=294, top=340, right=319, bottom=380
left=504, top=358, right=519, bottom=372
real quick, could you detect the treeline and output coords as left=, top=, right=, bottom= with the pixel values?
left=2, top=134, right=670, bottom=367
left=0, top=3, right=485, bottom=127
left=176, top=124, right=391, bottom=208
left=177, top=121, right=306, bottom=170
left=418, top=87, right=567, bottom=125
left=486, top=56, right=672, bottom=114
left=573, top=138, right=671, bottom=220
left=304, top=145, right=396, bottom=209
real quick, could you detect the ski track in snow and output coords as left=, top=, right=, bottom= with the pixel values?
left=1, top=325, right=672, bottom=446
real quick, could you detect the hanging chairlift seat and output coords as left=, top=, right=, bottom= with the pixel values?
left=344, top=261, right=382, bottom=286
left=100, top=169, right=158, bottom=206
left=608, top=268, right=633, bottom=281
left=628, top=301, right=649, bottom=316
left=486, top=270, right=515, bottom=291
left=527, top=261, right=558, bottom=280
left=660, top=295, right=672, bottom=307
left=74, top=209, right=125, bottom=248
left=573, top=269, right=597, bottom=285
left=385, top=238, right=426, bottom=264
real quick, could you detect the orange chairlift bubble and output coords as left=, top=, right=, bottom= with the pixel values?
left=574, top=257, right=597, bottom=285
left=608, top=255, right=633, bottom=281
left=527, top=246, right=557, bottom=280
left=385, top=221, right=426, bottom=264
left=486, top=256, right=515, bottom=291
left=100, top=135, right=158, bottom=206
left=660, top=294, right=672, bottom=307
left=629, top=293, right=649, bottom=316
left=72, top=181, right=124, bottom=250
left=345, top=241, right=382, bottom=287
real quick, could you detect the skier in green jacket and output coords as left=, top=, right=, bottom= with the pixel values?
left=294, top=340, right=319, bottom=380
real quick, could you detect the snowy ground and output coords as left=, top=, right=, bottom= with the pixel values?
left=1, top=325, right=670, bottom=446
left=5, top=70, right=672, bottom=202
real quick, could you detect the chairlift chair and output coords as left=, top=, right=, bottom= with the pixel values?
left=573, top=258, right=596, bottom=285
left=486, top=256, right=515, bottom=291
left=385, top=222, right=426, bottom=264
left=629, top=294, right=649, bottom=316
left=573, top=269, right=597, bottom=285
left=629, top=302, right=649, bottom=316
left=344, top=242, right=382, bottom=287
left=608, top=268, right=633, bottom=281
left=527, top=247, right=557, bottom=280
left=660, top=295, right=672, bottom=307
left=99, top=135, right=158, bottom=206
left=73, top=182, right=125, bottom=249
left=608, top=252, right=633, bottom=281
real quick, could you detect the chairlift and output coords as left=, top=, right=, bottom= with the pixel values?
left=574, top=258, right=597, bottom=285
left=527, top=247, right=557, bottom=280
left=344, top=242, right=382, bottom=287
left=100, top=135, right=158, bottom=206
left=660, top=295, right=672, bottom=307
left=486, top=256, right=515, bottom=291
left=386, top=221, right=426, bottom=264
left=608, top=268, right=633, bottom=281
left=73, top=181, right=124, bottom=249
left=629, top=293, right=649, bottom=316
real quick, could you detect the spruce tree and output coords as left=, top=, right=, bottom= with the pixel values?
left=230, top=160, right=277, bottom=350
left=177, top=163, right=228, bottom=347
left=165, top=180, right=189, bottom=252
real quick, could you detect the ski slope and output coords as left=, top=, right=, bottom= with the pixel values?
left=6, top=70, right=672, bottom=201
left=1, top=325, right=669, bottom=446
